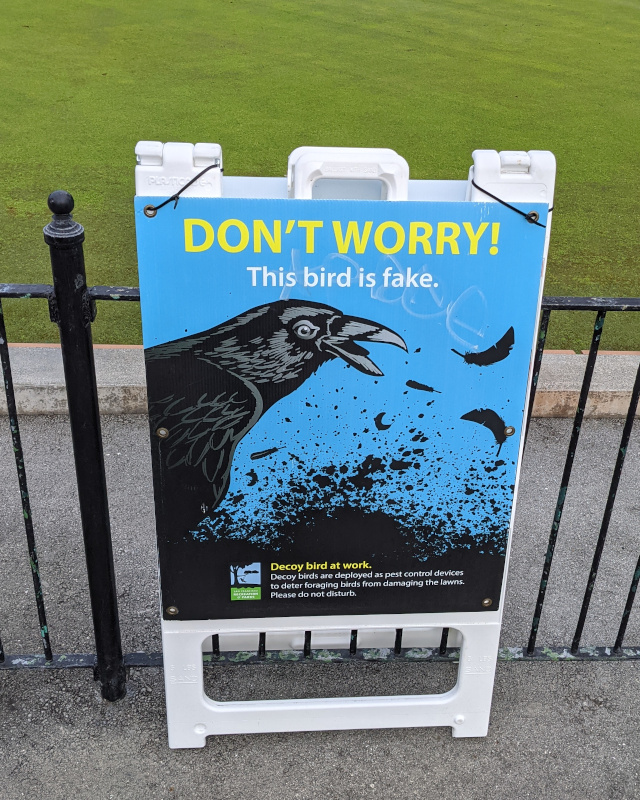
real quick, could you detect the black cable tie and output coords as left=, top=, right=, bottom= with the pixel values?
left=471, top=179, right=549, bottom=228
left=143, top=163, right=220, bottom=217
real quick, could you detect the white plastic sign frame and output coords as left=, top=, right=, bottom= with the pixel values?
left=134, top=144, right=555, bottom=748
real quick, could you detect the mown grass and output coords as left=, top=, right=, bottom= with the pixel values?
left=0, top=0, right=639, bottom=348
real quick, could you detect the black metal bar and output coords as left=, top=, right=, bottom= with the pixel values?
left=0, top=653, right=97, bottom=669
left=439, top=628, right=449, bottom=656
left=0, top=300, right=53, bottom=662
left=525, top=308, right=551, bottom=437
left=7, top=286, right=640, bottom=313
left=258, top=632, right=266, bottom=658
left=303, top=631, right=311, bottom=658
left=0, top=283, right=55, bottom=300
left=394, top=628, right=403, bottom=655
left=0, top=631, right=4, bottom=663
left=349, top=630, right=358, bottom=655
left=200, top=645, right=640, bottom=664
left=43, top=191, right=125, bottom=701
left=0, top=652, right=159, bottom=669
left=4, top=288, right=640, bottom=312
left=207, top=644, right=639, bottom=663
left=211, top=634, right=220, bottom=658
left=541, top=297, right=640, bottom=312
left=615, top=556, right=640, bottom=653
left=571, top=361, right=640, bottom=653
left=527, top=309, right=606, bottom=655
left=3, top=645, right=640, bottom=670
left=88, top=286, right=140, bottom=302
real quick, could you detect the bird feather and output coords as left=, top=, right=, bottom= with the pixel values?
left=460, top=408, right=509, bottom=455
left=452, top=327, right=514, bottom=366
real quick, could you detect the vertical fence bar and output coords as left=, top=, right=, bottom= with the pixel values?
left=614, top=556, right=640, bottom=652
left=393, top=628, right=403, bottom=655
left=0, top=300, right=53, bottom=661
left=439, top=627, right=449, bottom=655
left=43, top=191, right=125, bottom=701
left=527, top=309, right=606, bottom=655
left=571, top=361, right=640, bottom=653
left=525, top=308, right=551, bottom=438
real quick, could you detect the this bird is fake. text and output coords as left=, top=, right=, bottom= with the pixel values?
left=245, top=265, right=439, bottom=289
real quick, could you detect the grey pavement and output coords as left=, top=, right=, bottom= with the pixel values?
left=2, top=346, right=640, bottom=417
left=1, top=662, right=638, bottom=800
left=1, top=414, right=640, bottom=797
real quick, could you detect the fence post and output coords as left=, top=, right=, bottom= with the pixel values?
left=44, top=190, right=126, bottom=701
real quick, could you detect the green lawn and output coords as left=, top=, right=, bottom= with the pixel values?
left=1, top=0, right=639, bottom=349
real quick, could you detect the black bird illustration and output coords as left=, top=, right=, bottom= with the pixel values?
left=146, top=300, right=407, bottom=536
left=452, top=327, right=514, bottom=366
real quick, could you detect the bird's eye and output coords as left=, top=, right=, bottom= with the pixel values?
left=293, top=320, right=320, bottom=340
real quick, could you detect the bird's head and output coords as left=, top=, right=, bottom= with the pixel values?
left=203, top=300, right=407, bottom=397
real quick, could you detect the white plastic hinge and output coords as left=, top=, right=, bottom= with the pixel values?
left=465, top=150, right=556, bottom=206
left=135, top=141, right=223, bottom=198
left=287, top=146, right=409, bottom=200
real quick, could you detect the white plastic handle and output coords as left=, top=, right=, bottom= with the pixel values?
left=287, top=146, right=409, bottom=200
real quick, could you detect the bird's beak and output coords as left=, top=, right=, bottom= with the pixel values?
left=319, top=315, right=407, bottom=376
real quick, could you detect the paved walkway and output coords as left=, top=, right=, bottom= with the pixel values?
left=2, top=661, right=638, bottom=799
left=1, top=415, right=639, bottom=797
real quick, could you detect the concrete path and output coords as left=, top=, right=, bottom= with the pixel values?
left=1, top=661, right=638, bottom=800
left=1, top=415, right=639, bottom=797
left=2, top=346, right=640, bottom=417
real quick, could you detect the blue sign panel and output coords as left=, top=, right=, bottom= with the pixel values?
left=135, top=198, right=547, bottom=621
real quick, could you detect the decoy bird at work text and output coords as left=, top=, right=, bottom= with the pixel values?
left=145, top=300, right=407, bottom=536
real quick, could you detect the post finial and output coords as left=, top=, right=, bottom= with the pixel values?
left=44, top=190, right=84, bottom=244
left=48, top=190, right=75, bottom=215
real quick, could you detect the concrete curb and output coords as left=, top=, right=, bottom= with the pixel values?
left=535, top=353, right=640, bottom=417
left=2, top=345, right=147, bottom=415
left=1, top=345, right=639, bottom=417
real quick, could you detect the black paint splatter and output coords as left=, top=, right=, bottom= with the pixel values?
left=406, top=380, right=441, bottom=394
left=374, top=412, right=392, bottom=431
left=246, top=469, right=258, bottom=486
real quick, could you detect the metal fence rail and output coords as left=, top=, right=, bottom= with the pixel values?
left=1, top=192, right=640, bottom=701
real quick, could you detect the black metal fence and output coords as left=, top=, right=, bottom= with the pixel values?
left=1, top=192, right=640, bottom=701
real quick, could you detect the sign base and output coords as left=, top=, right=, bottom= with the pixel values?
left=162, top=612, right=501, bottom=748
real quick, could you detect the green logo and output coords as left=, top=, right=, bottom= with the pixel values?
left=231, top=586, right=261, bottom=601
left=230, top=562, right=261, bottom=600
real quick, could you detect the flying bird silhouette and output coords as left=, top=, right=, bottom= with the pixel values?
left=145, top=300, right=407, bottom=537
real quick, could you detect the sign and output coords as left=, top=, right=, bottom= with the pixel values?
left=135, top=198, right=548, bottom=622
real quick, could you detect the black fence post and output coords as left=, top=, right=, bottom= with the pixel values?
left=44, top=190, right=126, bottom=701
